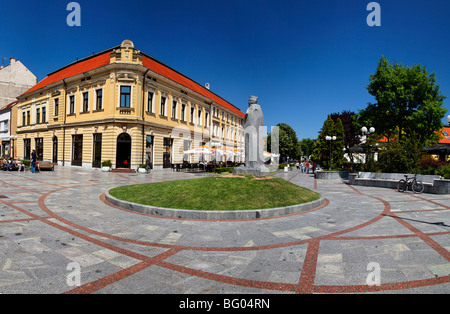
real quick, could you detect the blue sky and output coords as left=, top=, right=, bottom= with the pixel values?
left=1, top=0, right=449, bottom=140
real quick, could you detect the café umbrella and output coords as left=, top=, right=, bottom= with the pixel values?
left=183, top=146, right=214, bottom=155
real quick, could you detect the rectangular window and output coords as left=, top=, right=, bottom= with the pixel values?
left=172, top=100, right=177, bottom=119
left=183, top=140, right=191, bottom=162
left=147, top=91, right=153, bottom=112
left=145, top=135, right=154, bottom=169
left=83, top=92, right=89, bottom=112
left=163, top=137, right=173, bottom=168
left=22, top=111, right=26, bottom=126
left=160, top=96, right=166, bottom=116
left=23, top=139, right=31, bottom=160
left=190, top=106, right=194, bottom=124
left=27, top=110, right=30, bottom=125
left=54, top=98, right=59, bottom=116
left=96, top=89, right=103, bottom=110
left=198, top=108, right=202, bottom=126
left=181, top=104, right=186, bottom=121
left=92, top=133, right=102, bottom=168
left=69, top=95, right=75, bottom=114
left=120, top=86, right=131, bottom=108
left=35, top=138, right=43, bottom=161
left=42, top=106, right=46, bottom=123
left=72, top=135, right=83, bottom=166
left=36, top=108, right=40, bottom=125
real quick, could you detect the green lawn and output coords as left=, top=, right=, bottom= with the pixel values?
left=109, top=176, right=321, bottom=211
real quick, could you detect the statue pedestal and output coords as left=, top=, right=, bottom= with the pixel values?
left=233, top=165, right=270, bottom=177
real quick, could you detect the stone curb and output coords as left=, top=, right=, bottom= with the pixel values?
left=105, top=189, right=325, bottom=220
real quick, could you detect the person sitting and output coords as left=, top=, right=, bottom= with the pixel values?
left=16, top=160, right=25, bottom=172
left=8, top=159, right=15, bottom=171
left=2, top=157, right=11, bottom=171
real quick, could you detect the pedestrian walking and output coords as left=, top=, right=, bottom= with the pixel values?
left=31, top=150, right=37, bottom=173
left=306, top=161, right=310, bottom=174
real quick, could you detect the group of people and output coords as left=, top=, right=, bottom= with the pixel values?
left=295, top=160, right=316, bottom=174
left=1, top=156, right=21, bottom=171
left=1, top=149, right=39, bottom=173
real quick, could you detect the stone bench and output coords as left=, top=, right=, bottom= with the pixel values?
left=348, top=172, right=450, bottom=194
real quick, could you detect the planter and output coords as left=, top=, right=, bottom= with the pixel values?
left=137, top=168, right=147, bottom=174
left=102, top=166, right=111, bottom=172
left=314, top=170, right=350, bottom=180
left=105, top=189, right=326, bottom=220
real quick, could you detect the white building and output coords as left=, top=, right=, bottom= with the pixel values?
left=0, top=101, right=16, bottom=157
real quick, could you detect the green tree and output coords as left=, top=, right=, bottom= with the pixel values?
left=332, top=118, right=346, bottom=168
left=311, top=116, right=345, bottom=169
left=267, top=123, right=300, bottom=161
left=299, top=138, right=315, bottom=158
left=330, top=111, right=360, bottom=162
left=359, top=56, right=446, bottom=146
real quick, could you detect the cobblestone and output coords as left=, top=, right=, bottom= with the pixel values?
left=0, top=167, right=449, bottom=294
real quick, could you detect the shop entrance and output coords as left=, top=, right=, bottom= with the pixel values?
left=163, top=137, right=173, bottom=168
left=116, top=133, right=131, bottom=168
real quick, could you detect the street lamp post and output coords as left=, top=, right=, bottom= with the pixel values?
left=361, top=126, right=375, bottom=163
left=325, top=135, right=336, bottom=170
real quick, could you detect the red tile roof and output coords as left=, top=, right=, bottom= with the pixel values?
left=22, top=52, right=112, bottom=95
left=0, top=100, right=18, bottom=112
left=440, top=127, right=450, bottom=144
left=378, top=128, right=450, bottom=144
left=20, top=46, right=244, bottom=117
left=142, top=55, right=244, bottom=117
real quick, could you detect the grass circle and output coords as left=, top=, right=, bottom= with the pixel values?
left=108, top=175, right=321, bottom=211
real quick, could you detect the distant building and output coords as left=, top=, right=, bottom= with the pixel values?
left=0, top=58, right=37, bottom=107
left=15, top=40, right=245, bottom=170
left=421, top=127, right=450, bottom=161
left=0, top=58, right=36, bottom=157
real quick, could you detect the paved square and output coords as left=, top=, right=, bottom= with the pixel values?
left=0, top=167, right=449, bottom=294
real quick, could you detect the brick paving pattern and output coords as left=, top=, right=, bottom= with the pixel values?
left=0, top=167, right=449, bottom=294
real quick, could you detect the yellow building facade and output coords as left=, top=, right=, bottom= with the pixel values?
left=15, top=40, right=245, bottom=170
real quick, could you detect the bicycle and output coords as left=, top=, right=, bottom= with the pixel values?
left=397, top=175, right=424, bottom=194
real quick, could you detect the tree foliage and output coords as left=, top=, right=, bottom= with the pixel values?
left=358, top=56, right=446, bottom=146
left=311, top=115, right=346, bottom=169
left=267, top=123, right=301, bottom=161
left=330, top=110, right=360, bottom=162
left=299, top=138, right=315, bottom=158
left=357, top=56, right=447, bottom=172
